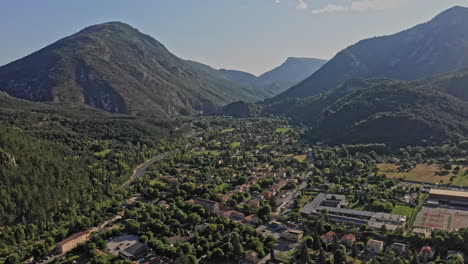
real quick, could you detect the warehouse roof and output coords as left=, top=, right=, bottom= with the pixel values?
left=430, top=189, right=468, bottom=198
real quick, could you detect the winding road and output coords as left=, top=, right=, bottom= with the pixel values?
left=120, top=150, right=177, bottom=189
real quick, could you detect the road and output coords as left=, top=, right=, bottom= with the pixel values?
left=120, top=150, right=177, bottom=189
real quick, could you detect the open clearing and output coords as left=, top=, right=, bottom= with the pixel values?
left=293, top=154, right=307, bottom=162
left=275, top=127, right=292, bottom=133
left=377, top=163, right=466, bottom=185
left=392, top=204, right=414, bottom=218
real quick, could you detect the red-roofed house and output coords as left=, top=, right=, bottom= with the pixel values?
left=419, top=246, right=435, bottom=260
left=320, top=231, right=335, bottom=244
left=341, top=234, right=356, bottom=247
left=243, top=214, right=259, bottom=224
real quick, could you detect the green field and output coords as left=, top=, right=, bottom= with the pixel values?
left=221, top=128, right=235, bottom=133
left=378, top=163, right=463, bottom=185
left=230, top=142, right=241, bottom=148
left=392, top=204, right=414, bottom=218
left=257, top=144, right=270, bottom=149
left=275, top=127, right=292, bottom=133
left=193, top=150, right=221, bottom=156
left=451, top=170, right=468, bottom=186
left=94, top=149, right=112, bottom=157
left=293, top=154, right=307, bottom=162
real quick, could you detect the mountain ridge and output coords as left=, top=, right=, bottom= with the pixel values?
left=219, top=57, right=327, bottom=96
left=0, top=22, right=260, bottom=118
left=275, top=6, right=468, bottom=100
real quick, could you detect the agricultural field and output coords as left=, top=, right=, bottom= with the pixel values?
left=230, top=141, right=241, bottom=148
left=377, top=163, right=467, bottom=185
left=221, top=128, right=235, bottom=133
left=275, top=127, right=292, bottom=133
left=293, top=154, right=307, bottom=162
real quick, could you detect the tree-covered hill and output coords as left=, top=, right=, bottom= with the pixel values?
left=0, top=22, right=260, bottom=118
left=0, top=93, right=184, bottom=226
left=223, top=70, right=468, bottom=146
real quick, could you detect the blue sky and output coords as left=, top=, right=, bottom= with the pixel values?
left=1, top=0, right=467, bottom=75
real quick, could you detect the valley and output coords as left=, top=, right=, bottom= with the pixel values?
left=2, top=3, right=468, bottom=264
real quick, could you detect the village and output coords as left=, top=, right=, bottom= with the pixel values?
left=43, top=119, right=468, bottom=264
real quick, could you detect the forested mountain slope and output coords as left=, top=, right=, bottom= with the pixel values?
left=224, top=69, right=468, bottom=146
left=0, top=93, right=183, bottom=226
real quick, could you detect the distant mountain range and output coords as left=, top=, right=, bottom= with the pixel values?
left=219, top=57, right=327, bottom=96
left=224, top=6, right=468, bottom=146
left=225, top=69, right=468, bottom=146
left=0, top=22, right=262, bottom=118
left=275, top=6, right=468, bottom=100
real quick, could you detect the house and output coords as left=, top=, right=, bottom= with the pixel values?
left=247, top=199, right=261, bottom=209
left=388, top=242, right=406, bottom=255
left=419, top=246, right=435, bottom=260
left=243, top=214, right=259, bottom=224
left=413, top=227, right=431, bottom=238
left=281, top=229, right=304, bottom=242
left=366, top=239, right=384, bottom=254
left=340, top=234, right=356, bottom=247
left=190, top=198, right=220, bottom=213
left=57, top=231, right=91, bottom=254
left=244, top=251, right=260, bottom=264
left=222, top=210, right=246, bottom=222
left=320, top=231, right=335, bottom=244
left=119, top=242, right=148, bottom=260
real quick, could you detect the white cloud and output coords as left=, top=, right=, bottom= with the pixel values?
left=275, top=0, right=281, bottom=4
left=311, top=0, right=407, bottom=14
left=296, top=0, right=308, bottom=9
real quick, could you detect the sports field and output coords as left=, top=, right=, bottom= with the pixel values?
left=377, top=163, right=466, bottom=185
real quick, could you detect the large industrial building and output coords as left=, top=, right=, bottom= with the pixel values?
left=428, top=189, right=468, bottom=208
left=300, top=193, right=406, bottom=230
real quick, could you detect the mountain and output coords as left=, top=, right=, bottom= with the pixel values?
left=259, top=57, right=327, bottom=85
left=219, top=57, right=327, bottom=97
left=276, top=6, right=468, bottom=100
left=224, top=69, right=468, bottom=146
left=0, top=22, right=260, bottom=117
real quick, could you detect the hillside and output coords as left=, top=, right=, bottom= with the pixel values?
left=224, top=69, right=468, bottom=146
left=276, top=6, right=468, bottom=100
left=307, top=83, right=468, bottom=145
left=0, top=92, right=184, bottom=225
left=220, top=57, right=327, bottom=96
left=0, top=22, right=259, bottom=117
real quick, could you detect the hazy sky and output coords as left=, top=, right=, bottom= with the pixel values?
left=1, top=0, right=468, bottom=75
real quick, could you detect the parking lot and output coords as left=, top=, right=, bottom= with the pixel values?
left=107, top=233, right=139, bottom=256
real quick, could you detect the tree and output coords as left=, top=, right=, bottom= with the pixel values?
left=447, top=254, right=464, bottom=264
left=4, top=253, right=21, bottom=264
left=258, top=205, right=272, bottom=221
left=298, top=242, right=312, bottom=264
left=312, top=232, right=322, bottom=250
left=125, top=219, right=140, bottom=234
left=351, top=243, right=359, bottom=258
left=317, top=248, right=327, bottom=264
left=304, top=236, right=313, bottom=248
left=334, top=248, right=346, bottom=264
